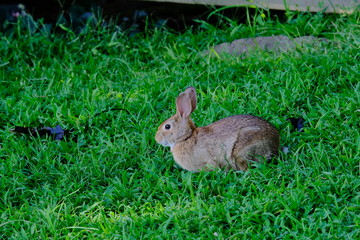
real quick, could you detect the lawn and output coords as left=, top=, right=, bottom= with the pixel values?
left=0, top=8, right=359, bottom=239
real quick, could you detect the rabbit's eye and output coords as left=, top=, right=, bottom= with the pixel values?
left=164, top=124, right=171, bottom=130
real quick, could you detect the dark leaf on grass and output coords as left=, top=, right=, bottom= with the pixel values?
left=11, top=126, right=33, bottom=134
left=42, top=125, right=66, bottom=140
left=287, top=117, right=305, bottom=132
left=10, top=125, right=73, bottom=141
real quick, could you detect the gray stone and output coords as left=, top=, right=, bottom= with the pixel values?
left=203, top=35, right=329, bottom=57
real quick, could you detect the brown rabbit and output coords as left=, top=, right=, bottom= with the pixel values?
left=155, top=87, right=280, bottom=171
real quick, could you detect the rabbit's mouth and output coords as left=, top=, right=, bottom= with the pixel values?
left=155, top=133, right=172, bottom=147
left=156, top=138, right=173, bottom=148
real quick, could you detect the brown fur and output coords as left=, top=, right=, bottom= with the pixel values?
left=155, top=87, right=280, bottom=171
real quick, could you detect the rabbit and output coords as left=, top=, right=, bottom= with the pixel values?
left=155, top=87, right=280, bottom=171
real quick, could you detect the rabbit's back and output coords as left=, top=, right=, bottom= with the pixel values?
left=199, top=115, right=278, bottom=145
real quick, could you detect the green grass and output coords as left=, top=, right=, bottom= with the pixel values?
left=0, top=9, right=359, bottom=239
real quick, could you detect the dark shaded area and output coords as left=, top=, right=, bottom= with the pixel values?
left=0, top=0, right=285, bottom=32
left=287, top=117, right=305, bottom=132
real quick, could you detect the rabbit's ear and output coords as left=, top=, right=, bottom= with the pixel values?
left=184, top=87, right=197, bottom=113
left=176, top=93, right=192, bottom=118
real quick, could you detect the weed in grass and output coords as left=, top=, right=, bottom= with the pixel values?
left=0, top=8, right=359, bottom=239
